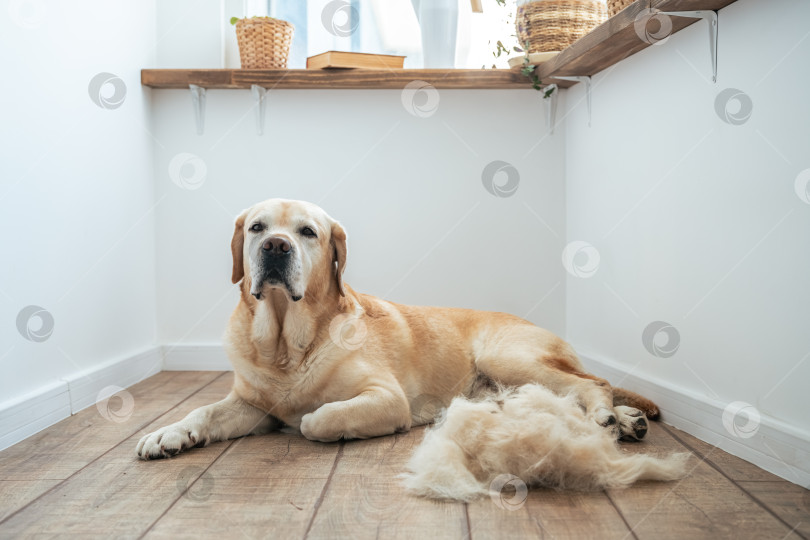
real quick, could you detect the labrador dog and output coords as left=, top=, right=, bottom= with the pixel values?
left=136, top=199, right=657, bottom=459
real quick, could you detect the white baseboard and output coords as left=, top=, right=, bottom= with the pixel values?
left=0, top=380, right=71, bottom=451
left=64, top=347, right=162, bottom=413
left=161, top=344, right=231, bottom=371
left=0, top=346, right=162, bottom=452
left=578, top=350, right=810, bottom=488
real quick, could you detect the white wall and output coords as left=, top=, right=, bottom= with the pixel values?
left=151, top=87, right=568, bottom=344
left=0, top=1, right=158, bottom=402
left=151, top=2, right=566, bottom=348
left=564, top=0, right=810, bottom=457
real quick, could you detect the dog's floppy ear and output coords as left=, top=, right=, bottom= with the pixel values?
left=231, top=209, right=248, bottom=284
left=330, top=220, right=347, bottom=296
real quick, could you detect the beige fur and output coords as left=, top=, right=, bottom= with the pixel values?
left=136, top=198, right=685, bottom=494
left=402, top=384, right=689, bottom=501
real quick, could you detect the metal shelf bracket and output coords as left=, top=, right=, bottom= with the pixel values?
left=554, top=76, right=592, bottom=127
left=659, top=10, right=718, bottom=82
left=189, top=84, right=206, bottom=135
left=543, top=84, right=559, bottom=134
left=251, top=85, right=268, bottom=135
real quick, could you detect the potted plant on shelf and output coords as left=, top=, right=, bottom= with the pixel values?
left=230, top=16, right=295, bottom=69
left=490, top=0, right=606, bottom=97
left=515, top=0, right=606, bottom=60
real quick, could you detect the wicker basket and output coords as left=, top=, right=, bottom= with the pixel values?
left=516, top=0, right=607, bottom=54
left=234, top=17, right=294, bottom=69
left=606, top=0, right=635, bottom=17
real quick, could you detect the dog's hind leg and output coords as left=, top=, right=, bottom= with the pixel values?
left=474, top=324, right=650, bottom=440
left=613, top=387, right=660, bottom=420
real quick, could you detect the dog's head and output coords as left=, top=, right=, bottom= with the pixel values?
left=230, top=199, right=347, bottom=302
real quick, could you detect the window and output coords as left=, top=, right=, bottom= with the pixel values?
left=262, top=0, right=520, bottom=69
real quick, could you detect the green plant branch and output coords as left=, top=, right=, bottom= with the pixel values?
left=519, top=42, right=555, bottom=98
left=488, top=2, right=556, bottom=98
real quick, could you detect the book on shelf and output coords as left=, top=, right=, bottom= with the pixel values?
left=306, top=51, right=406, bottom=70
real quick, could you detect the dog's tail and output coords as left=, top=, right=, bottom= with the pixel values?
left=613, top=387, right=660, bottom=420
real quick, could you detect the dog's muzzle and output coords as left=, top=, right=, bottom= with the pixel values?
left=251, top=235, right=302, bottom=301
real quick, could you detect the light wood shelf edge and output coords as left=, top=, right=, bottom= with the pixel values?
left=139, top=69, right=570, bottom=90
left=537, top=0, right=737, bottom=82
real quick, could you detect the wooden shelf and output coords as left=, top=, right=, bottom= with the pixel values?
left=537, top=0, right=737, bottom=82
left=139, top=69, right=564, bottom=90
left=141, top=0, right=737, bottom=92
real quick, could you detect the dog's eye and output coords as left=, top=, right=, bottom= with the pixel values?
left=249, top=223, right=264, bottom=233
left=300, top=226, right=317, bottom=238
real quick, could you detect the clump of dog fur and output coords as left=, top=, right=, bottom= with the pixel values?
left=402, top=384, right=690, bottom=501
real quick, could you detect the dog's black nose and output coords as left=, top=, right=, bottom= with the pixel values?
left=262, top=236, right=291, bottom=255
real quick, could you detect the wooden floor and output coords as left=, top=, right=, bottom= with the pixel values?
left=0, top=372, right=807, bottom=539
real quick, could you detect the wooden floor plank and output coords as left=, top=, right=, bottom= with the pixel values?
left=468, top=487, right=633, bottom=540
left=0, top=373, right=234, bottom=538
left=306, top=426, right=468, bottom=539
left=0, top=371, right=221, bottom=521
left=737, top=481, right=810, bottom=538
left=663, top=424, right=810, bottom=537
left=0, top=479, right=62, bottom=522
left=607, top=423, right=800, bottom=539
left=1, top=371, right=805, bottom=539
left=662, top=424, right=785, bottom=482
left=144, top=431, right=340, bottom=539
left=466, top=431, right=654, bottom=540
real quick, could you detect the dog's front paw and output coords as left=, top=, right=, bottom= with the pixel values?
left=300, top=410, right=341, bottom=442
left=136, top=423, right=204, bottom=460
left=615, top=406, right=648, bottom=442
